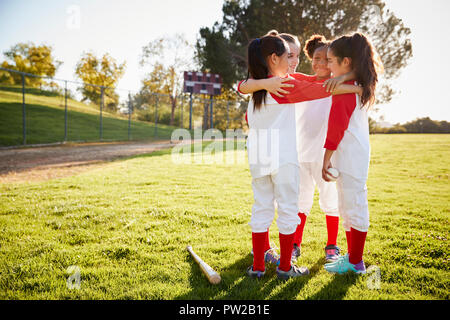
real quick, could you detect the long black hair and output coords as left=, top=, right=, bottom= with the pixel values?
left=246, top=32, right=287, bottom=110
left=329, top=32, right=383, bottom=107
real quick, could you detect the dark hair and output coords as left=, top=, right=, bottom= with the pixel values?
left=329, top=32, right=383, bottom=107
left=304, top=34, right=329, bottom=60
left=265, top=30, right=301, bottom=48
left=247, top=33, right=288, bottom=110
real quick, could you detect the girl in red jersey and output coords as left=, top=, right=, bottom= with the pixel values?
left=322, top=32, right=383, bottom=274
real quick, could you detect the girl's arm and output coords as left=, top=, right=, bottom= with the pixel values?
left=238, top=76, right=361, bottom=102
left=238, top=77, right=294, bottom=97
left=322, top=149, right=335, bottom=182
left=272, top=79, right=361, bottom=104
left=323, top=71, right=357, bottom=92
left=332, top=83, right=363, bottom=96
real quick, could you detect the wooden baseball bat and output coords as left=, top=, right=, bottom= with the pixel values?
left=186, top=245, right=221, bottom=285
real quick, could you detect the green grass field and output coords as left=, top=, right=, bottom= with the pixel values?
left=0, top=85, right=179, bottom=146
left=0, top=134, right=448, bottom=300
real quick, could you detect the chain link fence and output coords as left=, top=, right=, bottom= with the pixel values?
left=0, top=67, right=247, bottom=147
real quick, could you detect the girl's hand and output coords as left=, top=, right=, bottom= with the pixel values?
left=322, top=158, right=333, bottom=182
left=264, top=77, right=294, bottom=97
left=323, top=75, right=346, bottom=93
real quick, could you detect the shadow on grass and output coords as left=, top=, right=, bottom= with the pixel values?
left=306, top=272, right=359, bottom=300
left=175, top=254, right=340, bottom=300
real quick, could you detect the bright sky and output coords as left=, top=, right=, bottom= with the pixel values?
left=0, top=0, right=449, bottom=124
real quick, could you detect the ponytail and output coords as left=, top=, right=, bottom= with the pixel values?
left=246, top=34, right=287, bottom=110
left=329, top=32, right=383, bottom=107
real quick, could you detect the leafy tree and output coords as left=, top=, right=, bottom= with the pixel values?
left=0, top=42, right=62, bottom=88
left=74, top=52, right=126, bottom=112
left=196, top=0, right=412, bottom=104
left=402, top=117, right=450, bottom=133
left=139, top=34, right=194, bottom=125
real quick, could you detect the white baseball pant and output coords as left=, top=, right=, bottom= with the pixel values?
left=249, top=163, right=301, bottom=235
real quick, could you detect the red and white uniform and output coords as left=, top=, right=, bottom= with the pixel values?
left=292, top=74, right=338, bottom=218
left=239, top=77, right=331, bottom=235
left=324, top=81, right=370, bottom=232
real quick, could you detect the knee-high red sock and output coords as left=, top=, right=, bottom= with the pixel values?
left=345, top=230, right=352, bottom=253
left=264, top=229, right=271, bottom=252
left=279, top=232, right=295, bottom=272
left=252, top=231, right=267, bottom=272
left=349, top=228, right=367, bottom=265
left=325, top=215, right=339, bottom=246
left=293, top=212, right=307, bottom=246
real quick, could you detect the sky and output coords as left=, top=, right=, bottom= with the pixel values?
left=0, top=0, right=449, bottom=124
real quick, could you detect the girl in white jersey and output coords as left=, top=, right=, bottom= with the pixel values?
left=243, top=32, right=361, bottom=280
left=322, top=32, right=383, bottom=275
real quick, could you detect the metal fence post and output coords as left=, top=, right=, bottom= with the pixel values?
left=154, top=94, right=158, bottom=136
left=189, top=92, right=193, bottom=130
left=64, top=80, right=68, bottom=142
left=100, top=86, right=104, bottom=141
left=226, top=101, right=230, bottom=130
left=209, top=95, right=213, bottom=129
left=21, top=74, right=26, bottom=145
left=180, top=95, right=183, bottom=129
left=128, top=92, right=132, bottom=140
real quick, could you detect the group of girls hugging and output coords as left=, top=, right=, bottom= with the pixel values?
left=238, top=29, right=382, bottom=280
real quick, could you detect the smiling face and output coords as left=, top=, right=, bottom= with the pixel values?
left=287, top=42, right=300, bottom=73
left=327, top=48, right=352, bottom=77
left=267, top=41, right=290, bottom=77
left=311, top=46, right=331, bottom=79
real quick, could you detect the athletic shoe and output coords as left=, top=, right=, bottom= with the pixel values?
left=324, top=255, right=366, bottom=274
left=264, top=248, right=280, bottom=266
left=324, top=244, right=341, bottom=262
left=250, top=247, right=280, bottom=266
left=291, top=244, right=301, bottom=263
left=276, top=265, right=309, bottom=280
left=246, top=266, right=265, bottom=279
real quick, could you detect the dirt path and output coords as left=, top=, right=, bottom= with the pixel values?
left=0, top=140, right=177, bottom=183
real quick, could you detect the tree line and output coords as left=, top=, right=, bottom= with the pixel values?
left=0, top=0, right=427, bottom=131
left=370, top=117, right=450, bottom=134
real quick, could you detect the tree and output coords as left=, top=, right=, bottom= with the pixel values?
left=402, top=117, right=449, bottom=133
left=139, top=34, right=195, bottom=126
left=74, top=52, right=126, bottom=112
left=0, top=42, right=62, bottom=88
left=196, top=0, right=412, bottom=104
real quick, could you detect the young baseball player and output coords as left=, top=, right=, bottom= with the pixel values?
left=243, top=32, right=361, bottom=280
left=240, top=33, right=360, bottom=264
left=322, top=32, right=383, bottom=274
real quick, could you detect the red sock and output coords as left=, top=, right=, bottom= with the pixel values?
left=293, top=212, right=307, bottom=246
left=345, top=230, right=352, bottom=253
left=349, top=228, right=367, bottom=265
left=279, top=232, right=295, bottom=272
left=325, top=215, right=339, bottom=246
left=264, top=229, right=271, bottom=252
left=252, top=232, right=267, bottom=272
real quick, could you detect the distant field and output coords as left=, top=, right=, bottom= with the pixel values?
left=0, top=134, right=448, bottom=300
left=0, top=85, right=179, bottom=146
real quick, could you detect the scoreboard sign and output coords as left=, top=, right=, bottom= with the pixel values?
left=183, top=71, right=222, bottom=96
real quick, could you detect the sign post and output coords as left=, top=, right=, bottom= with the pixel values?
left=183, top=71, right=222, bottom=130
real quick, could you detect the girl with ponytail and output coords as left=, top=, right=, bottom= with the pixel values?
left=322, top=32, right=383, bottom=275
